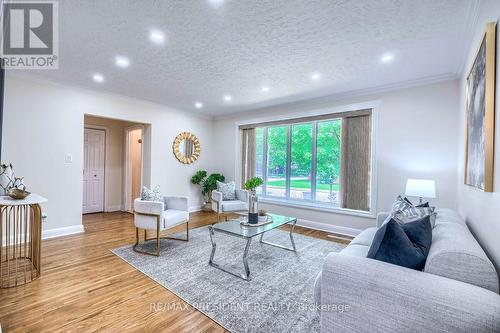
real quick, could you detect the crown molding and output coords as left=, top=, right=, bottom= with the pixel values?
left=215, top=73, right=458, bottom=120
left=453, top=0, right=482, bottom=76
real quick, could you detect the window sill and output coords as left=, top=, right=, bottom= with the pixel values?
left=258, top=197, right=376, bottom=219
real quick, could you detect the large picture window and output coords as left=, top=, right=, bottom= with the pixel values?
left=243, top=110, right=372, bottom=212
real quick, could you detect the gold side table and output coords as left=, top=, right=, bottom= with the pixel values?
left=0, top=194, right=47, bottom=288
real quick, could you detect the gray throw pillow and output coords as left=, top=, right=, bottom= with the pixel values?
left=217, top=181, right=236, bottom=200
left=141, top=185, right=163, bottom=201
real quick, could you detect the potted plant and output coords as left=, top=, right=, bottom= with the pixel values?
left=191, top=170, right=225, bottom=211
left=243, top=177, right=263, bottom=224
left=243, top=176, right=263, bottom=192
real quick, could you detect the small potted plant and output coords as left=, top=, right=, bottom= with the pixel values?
left=244, top=177, right=263, bottom=224
left=191, top=170, right=225, bottom=211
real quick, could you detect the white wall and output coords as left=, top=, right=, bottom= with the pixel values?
left=2, top=74, right=461, bottom=237
left=457, top=0, right=500, bottom=274
left=213, top=80, right=460, bottom=233
left=3, top=74, right=214, bottom=234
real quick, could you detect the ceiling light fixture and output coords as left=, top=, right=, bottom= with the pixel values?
left=150, top=30, right=165, bottom=44
left=381, top=53, right=394, bottom=63
left=115, top=56, right=130, bottom=68
left=195, top=102, right=203, bottom=109
left=207, top=0, right=224, bottom=7
left=92, top=73, right=104, bottom=83
left=311, top=72, right=321, bottom=80
left=224, top=95, right=232, bottom=102
left=261, top=86, right=270, bottom=93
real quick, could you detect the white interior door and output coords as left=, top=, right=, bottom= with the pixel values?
left=83, top=128, right=105, bottom=214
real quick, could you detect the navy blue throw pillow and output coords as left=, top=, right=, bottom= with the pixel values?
left=367, top=215, right=432, bottom=270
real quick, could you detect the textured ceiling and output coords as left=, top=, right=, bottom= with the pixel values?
left=21, top=0, right=476, bottom=115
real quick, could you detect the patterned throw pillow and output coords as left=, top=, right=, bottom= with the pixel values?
left=394, top=211, right=437, bottom=228
left=216, top=181, right=236, bottom=200
left=390, top=195, right=414, bottom=213
left=141, top=186, right=163, bottom=201
left=385, top=195, right=437, bottom=227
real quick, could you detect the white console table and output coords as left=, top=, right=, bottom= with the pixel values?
left=0, top=194, right=47, bottom=288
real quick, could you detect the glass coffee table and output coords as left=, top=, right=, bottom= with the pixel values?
left=208, top=214, right=297, bottom=281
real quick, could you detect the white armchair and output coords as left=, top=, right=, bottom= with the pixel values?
left=133, top=196, right=189, bottom=256
left=211, top=188, right=249, bottom=222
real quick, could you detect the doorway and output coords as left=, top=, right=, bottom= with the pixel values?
left=124, top=126, right=143, bottom=212
left=83, top=128, right=106, bottom=214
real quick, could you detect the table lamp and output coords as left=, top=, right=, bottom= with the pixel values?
left=405, top=179, right=436, bottom=205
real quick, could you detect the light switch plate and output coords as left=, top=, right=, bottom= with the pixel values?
left=64, top=154, right=73, bottom=164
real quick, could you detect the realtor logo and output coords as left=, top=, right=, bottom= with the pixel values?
left=1, top=1, right=59, bottom=69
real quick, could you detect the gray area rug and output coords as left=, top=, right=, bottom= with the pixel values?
left=112, top=226, right=345, bottom=333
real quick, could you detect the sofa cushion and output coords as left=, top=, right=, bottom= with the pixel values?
left=163, top=209, right=188, bottom=228
left=425, top=221, right=499, bottom=293
left=349, top=227, right=377, bottom=246
left=220, top=200, right=247, bottom=212
left=340, top=244, right=370, bottom=257
left=434, top=208, right=466, bottom=227
left=367, top=217, right=432, bottom=270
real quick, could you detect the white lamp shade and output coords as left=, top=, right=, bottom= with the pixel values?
left=405, top=179, right=436, bottom=199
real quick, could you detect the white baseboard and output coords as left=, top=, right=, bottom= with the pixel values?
left=189, top=205, right=203, bottom=213
left=2, top=224, right=85, bottom=245
left=105, top=205, right=123, bottom=212
left=296, top=218, right=361, bottom=237
left=42, top=224, right=85, bottom=240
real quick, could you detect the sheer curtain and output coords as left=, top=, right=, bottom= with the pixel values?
left=240, top=128, right=256, bottom=187
left=340, top=113, right=372, bottom=211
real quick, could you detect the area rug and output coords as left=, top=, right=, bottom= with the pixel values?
left=112, top=226, right=345, bottom=332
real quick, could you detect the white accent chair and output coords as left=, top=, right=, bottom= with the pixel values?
left=133, top=196, right=189, bottom=256
left=211, top=188, right=249, bottom=222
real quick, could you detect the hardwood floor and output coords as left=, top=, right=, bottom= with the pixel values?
left=0, top=211, right=350, bottom=333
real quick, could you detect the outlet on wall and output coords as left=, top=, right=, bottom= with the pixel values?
left=64, top=154, right=72, bottom=164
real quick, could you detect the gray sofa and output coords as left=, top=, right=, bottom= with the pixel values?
left=314, top=208, right=500, bottom=332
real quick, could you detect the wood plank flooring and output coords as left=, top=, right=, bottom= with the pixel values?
left=0, top=211, right=350, bottom=333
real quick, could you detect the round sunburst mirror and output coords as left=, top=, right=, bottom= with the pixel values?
left=173, top=132, right=201, bottom=164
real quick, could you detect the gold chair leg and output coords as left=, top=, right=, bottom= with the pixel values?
left=132, top=216, right=162, bottom=257
left=132, top=217, right=189, bottom=257
left=163, top=221, right=189, bottom=241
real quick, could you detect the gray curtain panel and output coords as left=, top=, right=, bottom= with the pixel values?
left=240, top=128, right=256, bottom=187
left=340, top=113, right=372, bottom=211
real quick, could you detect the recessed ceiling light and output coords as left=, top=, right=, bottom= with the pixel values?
left=261, top=86, right=270, bottom=93
left=207, top=0, right=224, bottom=7
left=150, top=30, right=165, bottom=44
left=381, top=53, right=394, bottom=63
left=195, top=102, right=203, bottom=109
left=311, top=72, right=321, bottom=80
left=223, top=95, right=232, bottom=102
left=115, top=56, right=130, bottom=68
left=92, top=73, right=104, bottom=83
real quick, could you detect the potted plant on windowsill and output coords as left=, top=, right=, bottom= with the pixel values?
left=243, top=177, right=263, bottom=224
left=191, top=170, right=225, bottom=211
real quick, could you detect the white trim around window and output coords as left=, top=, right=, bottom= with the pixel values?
left=234, top=100, right=380, bottom=218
